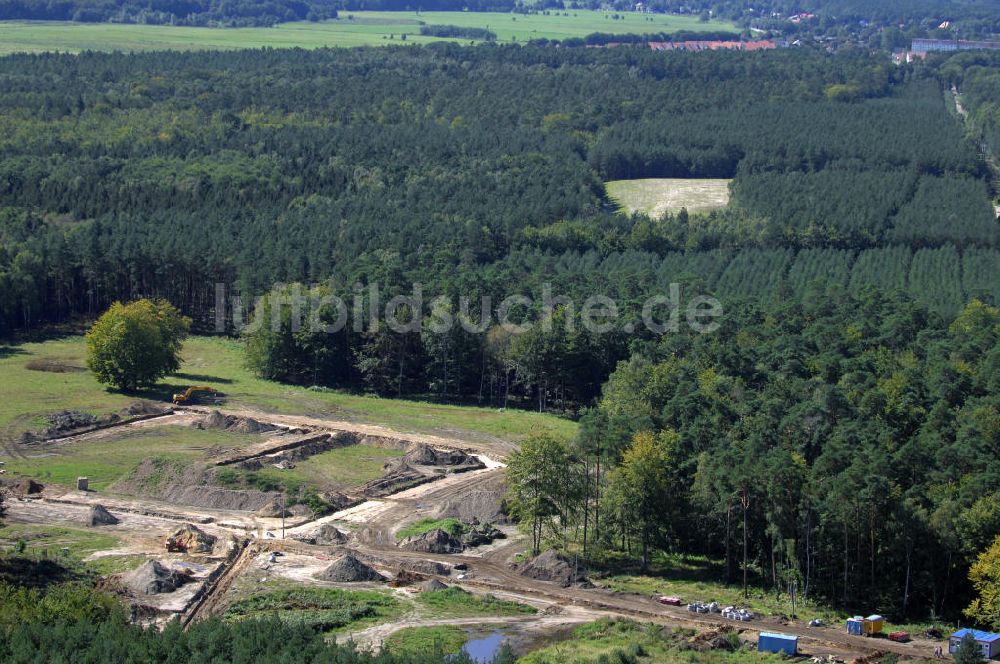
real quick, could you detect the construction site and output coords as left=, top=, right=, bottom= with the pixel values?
left=0, top=396, right=957, bottom=662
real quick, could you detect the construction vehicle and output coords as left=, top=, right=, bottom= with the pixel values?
left=172, top=386, right=216, bottom=405
left=165, top=536, right=188, bottom=553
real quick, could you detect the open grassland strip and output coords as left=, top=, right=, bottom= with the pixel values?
left=0, top=11, right=736, bottom=54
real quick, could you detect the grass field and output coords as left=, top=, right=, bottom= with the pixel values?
left=3, top=426, right=259, bottom=490
left=0, top=336, right=575, bottom=443
left=386, top=625, right=469, bottom=657
left=519, top=618, right=783, bottom=664
left=606, top=178, right=732, bottom=218
left=0, top=11, right=736, bottom=54
left=0, top=524, right=145, bottom=575
left=415, top=587, right=537, bottom=618
left=285, top=444, right=405, bottom=489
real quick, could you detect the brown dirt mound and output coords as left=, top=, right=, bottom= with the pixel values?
left=196, top=410, right=276, bottom=434
left=398, top=559, right=451, bottom=577
left=400, top=528, right=463, bottom=554
left=166, top=524, right=217, bottom=554
left=123, top=560, right=183, bottom=595
left=114, top=459, right=282, bottom=512
left=200, top=410, right=230, bottom=429
left=313, top=524, right=348, bottom=545
left=253, top=499, right=292, bottom=518
left=228, top=417, right=276, bottom=434
left=389, top=570, right=426, bottom=587
left=318, top=491, right=354, bottom=511
left=518, top=550, right=587, bottom=587
left=10, top=479, right=44, bottom=496
left=314, top=553, right=385, bottom=583
left=25, top=359, right=85, bottom=373
left=404, top=443, right=478, bottom=467
left=86, top=504, right=119, bottom=527
left=123, top=401, right=171, bottom=417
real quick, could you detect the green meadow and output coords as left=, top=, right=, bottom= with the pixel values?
left=0, top=11, right=736, bottom=54
left=0, top=335, right=576, bottom=444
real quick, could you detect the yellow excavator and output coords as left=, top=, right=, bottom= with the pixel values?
left=172, top=386, right=216, bottom=405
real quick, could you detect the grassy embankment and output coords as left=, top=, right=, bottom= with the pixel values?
left=0, top=11, right=736, bottom=54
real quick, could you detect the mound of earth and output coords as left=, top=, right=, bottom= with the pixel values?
left=420, top=579, right=448, bottom=592
left=114, top=459, right=283, bottom=512
left=361, top=462, right=427, bottom=497
left=318, top=491, right=353, bottom=511
left=518, top=550, right=587, bottom=587
left=400, top=528, right=463, bottom=554
left=10, top=479, right=44, bottom=496
left=199, top=410, right=230, bottom=429
left=313, top=524, right=348, bottom=545
left=314, top=553, right=385, bottom=583
left=432, top=475, right=508, bottom=524
left=253, top=499, right=292, bottom=518
left=123, top=401, right=171, bottom=417
left=195, top=411, right=276, bottom=434
left=462, top=523, right=504, bottom=547
left=124, top=560, right=184, bottom=595
left=86, top=504, right=119, bottom=526
left=404, top=443, right=479, bottom=467
left=25, top=359, right=85, bottom=374
left=166, top=524, right=217, bottom=554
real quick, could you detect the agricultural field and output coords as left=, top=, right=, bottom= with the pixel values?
left=0, top=10, right=736, bottom=54
left=606, top=178, right=732, bottom=218
left=0, top=336, right=576, bottom=444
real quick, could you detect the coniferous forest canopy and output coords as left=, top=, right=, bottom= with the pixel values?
left=2, top=44, right=1000, bottom=625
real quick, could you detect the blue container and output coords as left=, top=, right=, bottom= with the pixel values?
left=758, top=632, right=798, bottom=655
left=847, top=618, right=863, bottom=636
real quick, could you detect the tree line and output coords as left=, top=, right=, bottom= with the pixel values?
left=0, top=46, right=993, bottom=345
left=505, top=292, right=1000, bottom=624
left=0, top=580, right=509, bottom=663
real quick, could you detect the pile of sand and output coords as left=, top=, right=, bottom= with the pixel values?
left=313, top=524, right=348, bottom=545
left=518, top=550, right=587, bottom=587
left=166, top=524, right=217, bottom=554
left=419, top=579, right=448, bottom=592
left=253, top=499, right=292, bottom=518
left=196, top=411, right=276, bottom=434
left=86, top=504, right=119, bottom=527
left=124, top=560, right=183, bottom=595
left=314, top=553, right=385, bottom=583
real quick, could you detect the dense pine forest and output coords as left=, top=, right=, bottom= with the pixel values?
left=1, top=46, right=999, bottom=405
left=1, top=32, right=1000, bottom=629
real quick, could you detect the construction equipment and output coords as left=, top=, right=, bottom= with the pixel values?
left=165, top=536, right=188, bottom=553
left=172, top=386, right=216, bottom=405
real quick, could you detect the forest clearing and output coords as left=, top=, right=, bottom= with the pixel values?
left=606, top=178, right=733, bottom=217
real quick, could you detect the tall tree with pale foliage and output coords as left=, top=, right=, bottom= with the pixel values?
left=966, top=534, right=1000, bottom=631
left=85, top=299, right=190, bottom=392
